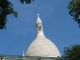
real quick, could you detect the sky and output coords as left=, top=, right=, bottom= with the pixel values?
left=0, top=0, right=80, bottom=56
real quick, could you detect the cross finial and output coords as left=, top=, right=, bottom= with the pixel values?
left=37, top=14, right=39, bottom=17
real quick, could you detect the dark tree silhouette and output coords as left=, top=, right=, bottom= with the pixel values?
left=20, top=0, right=34, bottom=4
left=68, top=0, right=80, bottom=27
left=0, top=0, right=34, bottom=29
left=63, top=44, right=80, bottom=58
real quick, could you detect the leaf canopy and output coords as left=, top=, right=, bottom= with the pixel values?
left=63, top=44, right=80, bottom=58
left=68, top=0, right=80, bottom=27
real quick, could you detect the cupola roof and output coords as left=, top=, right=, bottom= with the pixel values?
left=26, top=14, right=61, bottom=57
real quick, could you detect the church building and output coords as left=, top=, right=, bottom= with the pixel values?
left=26, top=14, right=61, bottom=57
left=1, top=14, right=74, bottom=60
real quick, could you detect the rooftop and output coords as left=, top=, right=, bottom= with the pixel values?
left=0, top=55, right=79, bottom=60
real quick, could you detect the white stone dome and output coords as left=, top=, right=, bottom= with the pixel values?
left=26, top=35, right=61, bottom=57
left=26, top=14, right=61, bottom=57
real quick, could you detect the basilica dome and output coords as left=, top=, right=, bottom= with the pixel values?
left=26, top=14, right=61, bottom=57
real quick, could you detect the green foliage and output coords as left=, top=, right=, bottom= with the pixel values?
left=0, top=0, right=18, bottom=29
left=20, top=0, right=34, bottom=4
left=63, top=44, right=80, bottom=58
left=68, top=0, right=80, bottom=27
left=0, top=0, right=34, bottom=29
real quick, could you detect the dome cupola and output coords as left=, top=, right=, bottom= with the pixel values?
left=26, top=14, right=61, bottom=57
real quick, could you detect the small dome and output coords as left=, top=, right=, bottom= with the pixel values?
left=36, top=14, right=42, bottom=24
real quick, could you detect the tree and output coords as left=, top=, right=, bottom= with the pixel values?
left=68, top=0, right=80, bottom=27
left=63, top=44, right=80, bottom=58
left=20, top=0, right=34, bottom=4
left=0, top=0, right=34, bottom=29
